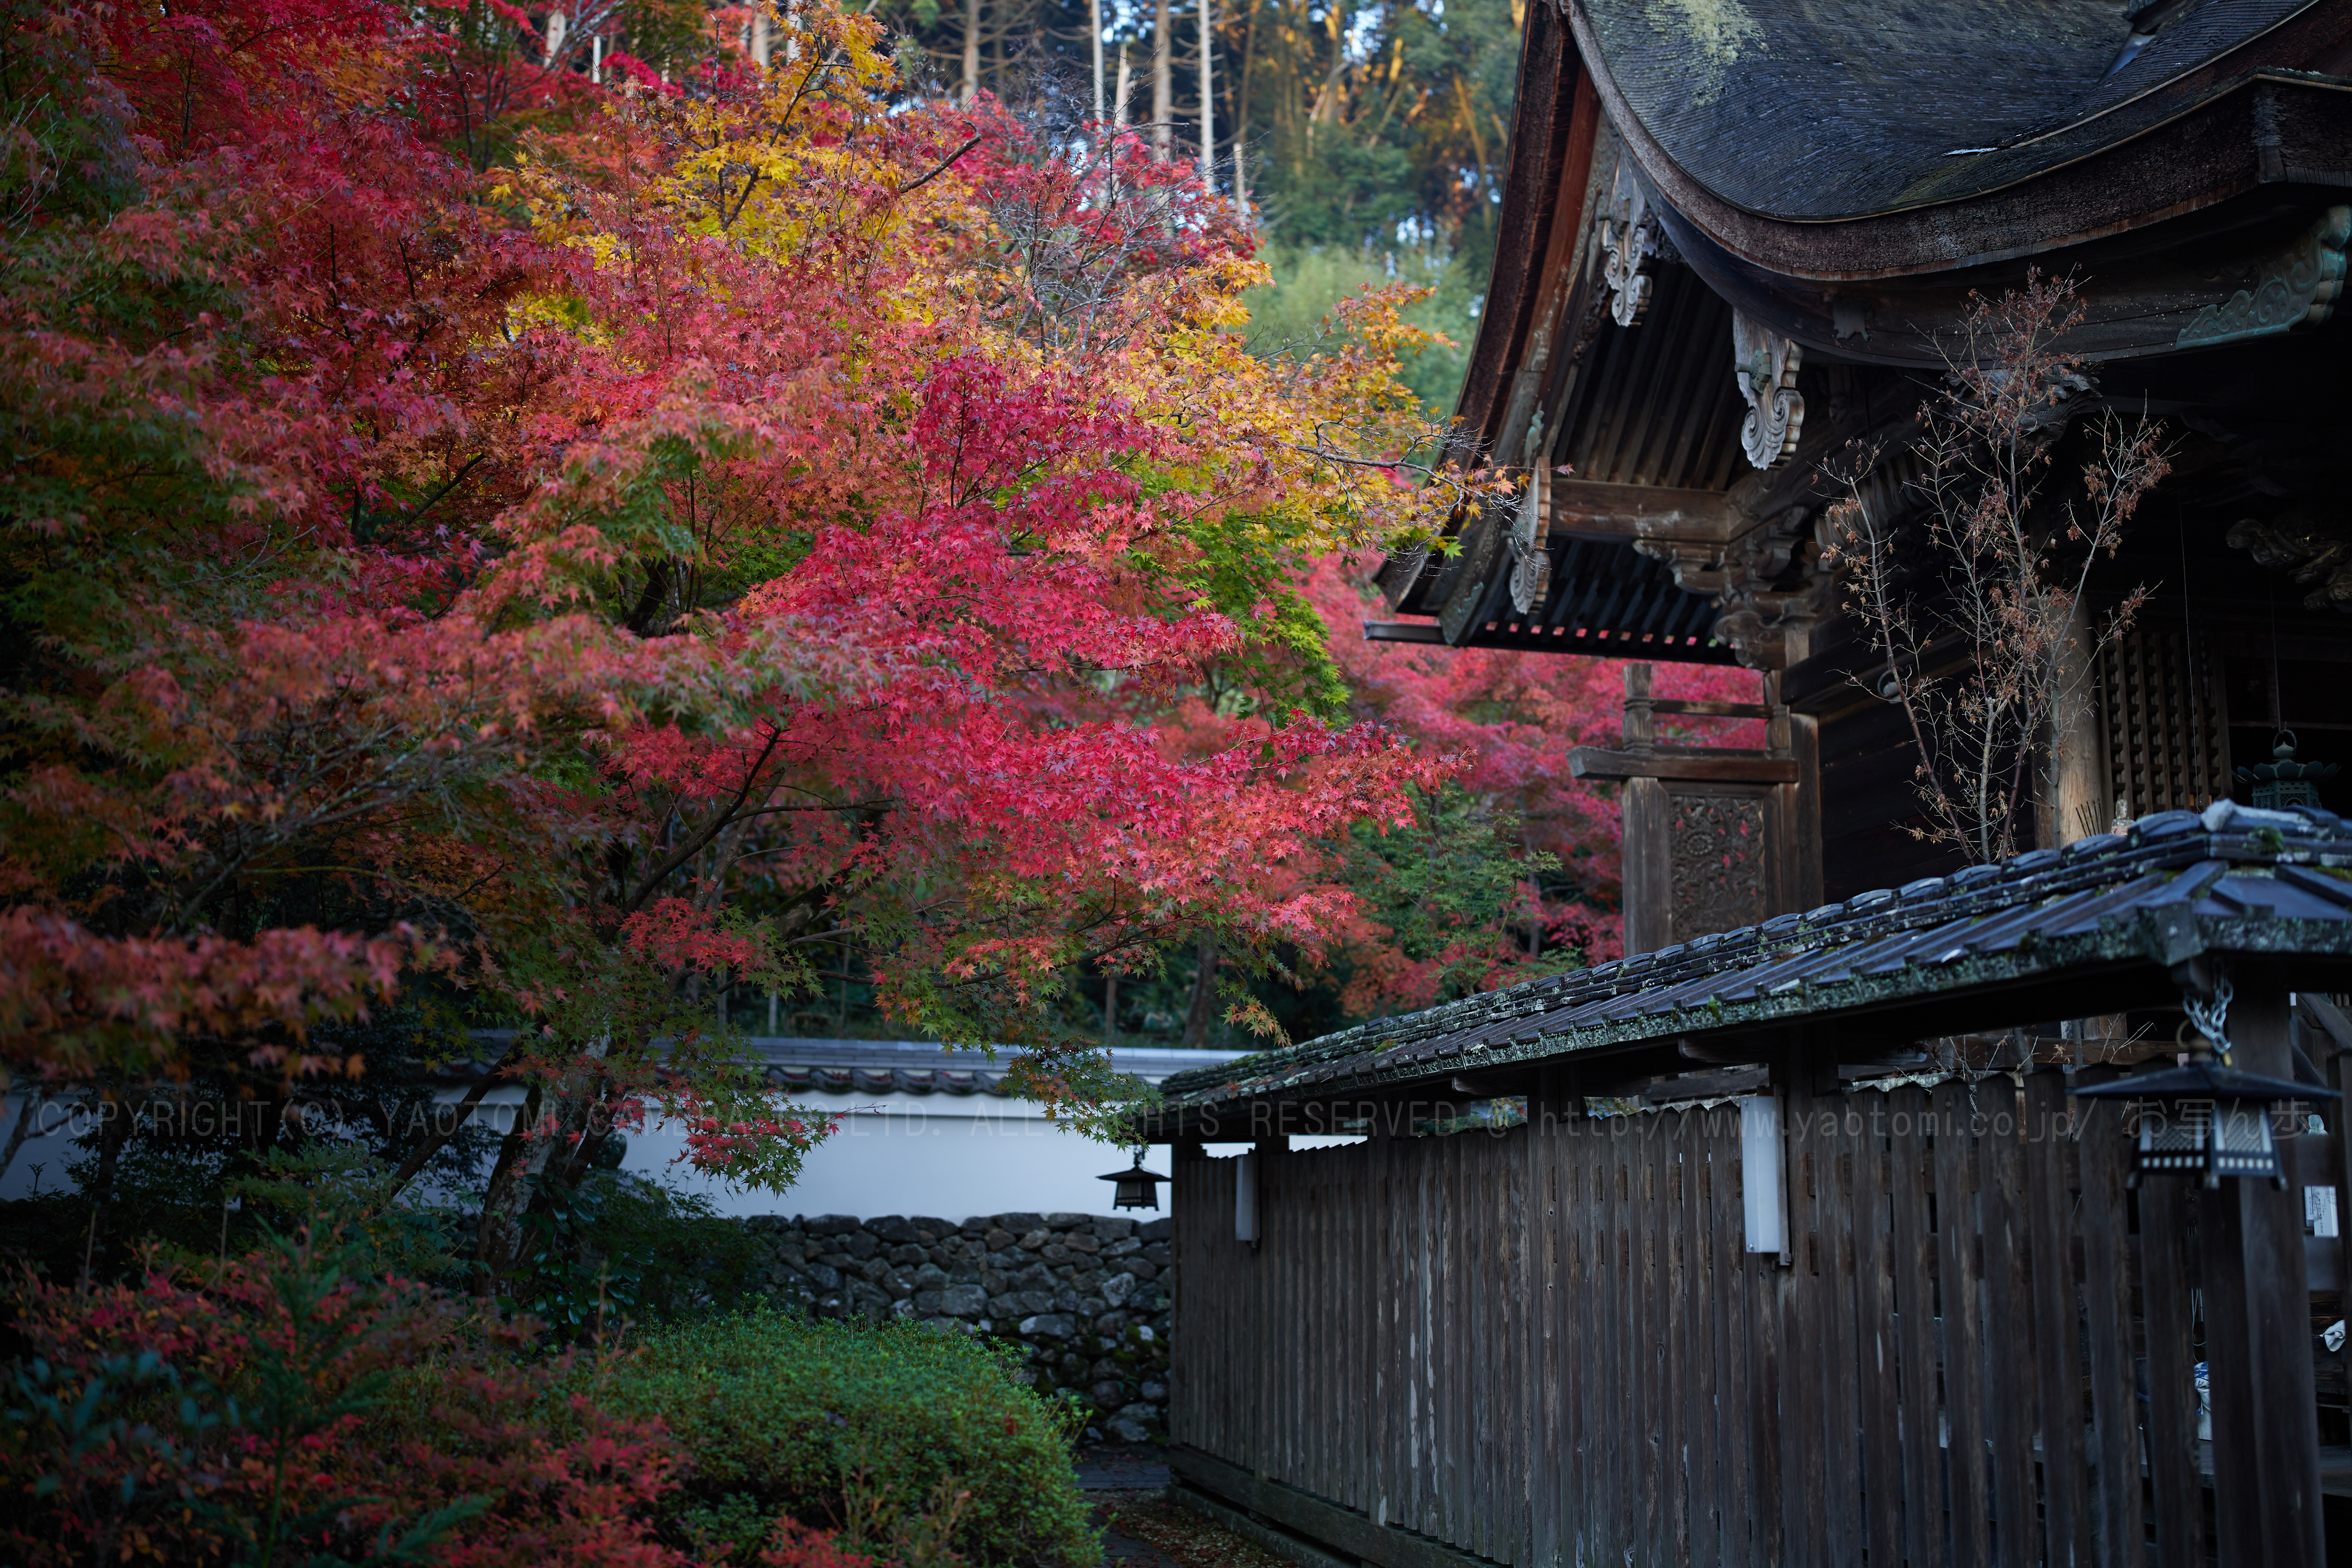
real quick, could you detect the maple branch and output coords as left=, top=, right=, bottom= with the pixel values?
left=732, top=795, right=897, bottom=822
left=623, top=726, right=789, bottom=913
left=897, top=135, right=984, bottom=199
left=403, top=453, right=487, bottom=528
left=378, top=1045, right=515, bottom=1205
left=0, top=1088, right=47, bottom=1191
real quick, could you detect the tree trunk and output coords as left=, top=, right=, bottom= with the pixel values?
left=382, top=1050, right=513, bottom=1206
left=473, top=1032, right=622, bottom=1295
left=1233, top=0, right=1256, bottom=214
left=1151, top=0, right=1173, bottom=158
left=80, top=1089, right=136, bottom=1287
left=962, top=0, right=981, bottom=104
left=1197, top=0, right=1214, bottom=185
left=1089, top=0, right=1103, bottom=121
left=1181, top=934, right=1218, bottom=1047
left=472, top=1081, right=544, bottom=1297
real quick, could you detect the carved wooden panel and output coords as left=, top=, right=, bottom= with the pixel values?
left=2100, top=624, right=2232, bottom=820
left=1668, top=789, right=1769, bottom=937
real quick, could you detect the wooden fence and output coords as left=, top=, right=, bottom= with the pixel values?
left=1171, top=1072, right=2243, bottom=1568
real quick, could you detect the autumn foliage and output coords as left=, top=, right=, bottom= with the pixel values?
left=0, top=0, right=1497, bottom=1262
left=0, top=1219, right=910, bottom=1568
left=1293, top=556, right=1761, bottom=1012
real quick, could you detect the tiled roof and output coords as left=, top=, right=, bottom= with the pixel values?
left=1148, top=801, right=2352, bottom=1128
left=750, top=1043, right=1248, bottom=1097
left=449, top=1036, right=1248, bottom=1097
left=1579, top=0, right=2317, bottom=222
left=767, top=1062, right=1022, bottom=1096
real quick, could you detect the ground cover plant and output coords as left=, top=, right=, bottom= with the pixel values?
left=1, top=1168, right=1096, bottom=1567
left=583, top=1311, right=1098, bottom=1568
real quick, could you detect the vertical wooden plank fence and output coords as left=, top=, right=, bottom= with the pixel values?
left=1171, top=1068, right=2227, bottom=1568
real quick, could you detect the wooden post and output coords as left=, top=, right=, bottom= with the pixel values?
left=2047, top=609, right=2108, bottom=846
left=1623, top=662, right=1656, bottom=753
left=2201, top=984, right=2325, bottom=1568
left=2317, top=996, right=2352, bottom=1400
left=1572, top=664, right=1800, bottom=954
left=1624, top=777, right=1672, bottom=955
left=1763, top=671, right=1820, bottom=916
left=1621, top=665, right=1670, bottom=954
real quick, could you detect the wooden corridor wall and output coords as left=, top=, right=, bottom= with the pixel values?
left=1170, top=1073, right=2215, bottom=1568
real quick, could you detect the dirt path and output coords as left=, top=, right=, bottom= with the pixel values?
left=1083, top=1482, right=1290, bottom=1568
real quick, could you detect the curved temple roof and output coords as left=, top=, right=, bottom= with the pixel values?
left=1580, top=0, right=2325, bottom=222
left=1144, top=801, right=2352, bottom=1131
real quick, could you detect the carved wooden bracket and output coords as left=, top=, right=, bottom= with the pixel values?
left=1597, top=164, right=1660, bottom=329
left=1509, top=410, right=1553, bottom=614
left=2228, top=509, right=2352, bottom=612
left=1710, top=506, right=1834, bottom=668
left=1733, top=312, right=1804, bottom=469
left=1630, top=504, right=1833, bottom=668
left=2176, top=204, right=2350, bottom=350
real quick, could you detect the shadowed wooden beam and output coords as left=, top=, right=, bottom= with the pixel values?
left=1361, top=621, right=1446, bottom=643
left=1568, top=745, right=1799, bottom=782
left=1550, top=479, right=1740, bottom=541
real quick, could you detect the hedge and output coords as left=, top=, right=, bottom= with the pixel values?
left=589, top=1310, right=1101, bottom=1568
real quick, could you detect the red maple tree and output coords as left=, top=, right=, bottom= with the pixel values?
left=2, top=0, right=1481, bottom=1279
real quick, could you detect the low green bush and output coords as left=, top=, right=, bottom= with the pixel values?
left=589, top=1309, right=1101, bottom=1568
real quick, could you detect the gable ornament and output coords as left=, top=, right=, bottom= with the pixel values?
left=1733, top=312, right=1804, bottom=469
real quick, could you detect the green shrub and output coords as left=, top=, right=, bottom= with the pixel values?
left=511, top=1165, right=769, bottom=1338
left=589, top=1310, right=1100, bottom=1568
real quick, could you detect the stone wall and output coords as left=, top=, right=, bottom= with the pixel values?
left=737, top=1210, right=1173, bottom=1444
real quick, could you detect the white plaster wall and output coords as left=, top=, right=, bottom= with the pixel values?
left=628, top=1093, right=1151, bottom=1219
left=0, top=1087, right=1357, bottom=1216
left=0, top=1093, right=84, bottom=1200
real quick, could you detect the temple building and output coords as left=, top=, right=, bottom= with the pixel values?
left=1150, top=5, right=2352, bottom=1565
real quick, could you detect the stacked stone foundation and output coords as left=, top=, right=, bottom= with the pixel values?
left=738, top=1210, right=1173, bottom=1443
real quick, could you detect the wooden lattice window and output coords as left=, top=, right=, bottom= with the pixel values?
left=2099, top=625, right=2232, bottom=819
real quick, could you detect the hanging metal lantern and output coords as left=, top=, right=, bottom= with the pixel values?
left=2235, top=729, right=2338, bottom=812
left=2074, top=992, right=2338, bottom=1188
left=1098, top=1151, right=1168, bottom=1211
